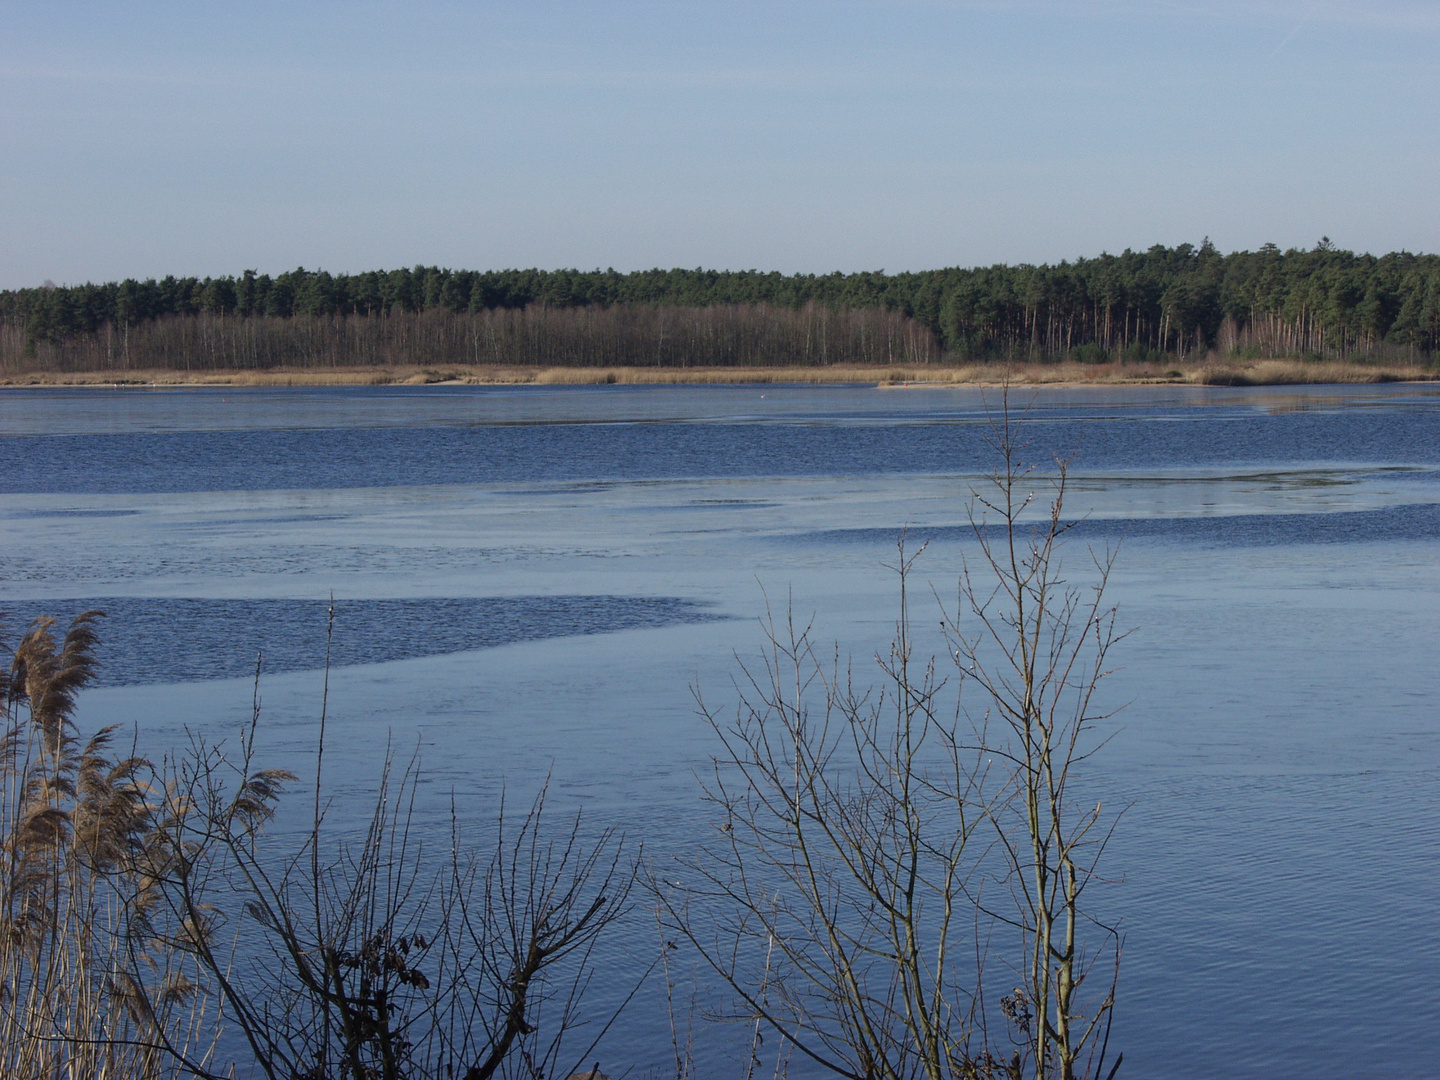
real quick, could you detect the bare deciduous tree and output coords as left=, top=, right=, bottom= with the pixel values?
left=946, top=407, right=1124, bottom=1080
left=655, top=559, right=1002, bottom=1080
left=657, top=399, right=1124, bottom=1080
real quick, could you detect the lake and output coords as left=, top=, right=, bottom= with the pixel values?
left=2, top=382, right=1437, bottom=1080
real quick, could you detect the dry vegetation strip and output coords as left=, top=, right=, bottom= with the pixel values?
left=1, top=359, right=1435, bottom=388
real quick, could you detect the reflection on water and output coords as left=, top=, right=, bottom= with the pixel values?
left=1, top=383, right=1437, bottom=1080
left=4, top=380, right=1440, bottom=436
left=4, top=382, right=1440, bottom=496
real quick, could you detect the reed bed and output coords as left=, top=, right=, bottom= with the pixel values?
left=0, top=613, right=221, bottom=1080
left=3, top=358, right=1433, bottom=389
left=1185, top=358, right=1434, bottom=385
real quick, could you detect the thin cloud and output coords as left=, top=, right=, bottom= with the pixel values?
left=909, top=0, right=1440, bottom=32
left=1169, top=0, right=1440, bottom=31
left=1268, top=6, right=1315, bottom=56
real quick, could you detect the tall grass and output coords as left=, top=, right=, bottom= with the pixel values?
left=1, top=613, right=221, bottom=1080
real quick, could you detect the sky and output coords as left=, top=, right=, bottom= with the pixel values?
left=1, top=0, right=1437, bottom=287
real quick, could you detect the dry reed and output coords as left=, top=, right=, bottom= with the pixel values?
left=3, top=358, right=1433, bottom=389
left=1, top=613, right=220, bottom=1080
left=1185, top=358, right=1431, bottom=385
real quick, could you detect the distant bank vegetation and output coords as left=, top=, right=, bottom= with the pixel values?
left=4, top=240, right=1439, bottom=373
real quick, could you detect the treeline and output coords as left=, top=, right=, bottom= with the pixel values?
left=4, top=240, right=1439, bottom=370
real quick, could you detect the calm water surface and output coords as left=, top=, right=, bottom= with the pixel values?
left=2, top=383, right=1437, bottom=1080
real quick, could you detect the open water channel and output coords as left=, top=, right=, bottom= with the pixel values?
left=2, top=382, right=1437, bottom=1079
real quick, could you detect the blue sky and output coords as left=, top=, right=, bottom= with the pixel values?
left=2, top=1, right=1436, bottom=287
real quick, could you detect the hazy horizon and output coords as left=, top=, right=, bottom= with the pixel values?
left=4, top=1, right=1437, bottom=290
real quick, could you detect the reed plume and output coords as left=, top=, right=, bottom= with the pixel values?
left=0, top=611, right=217, bottom=1080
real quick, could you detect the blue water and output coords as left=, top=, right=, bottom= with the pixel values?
left=801, top=498, right=1440, bottom=547
left=2, top=382, right=1437, bottom=1080
left=2, top=596, right=723, bottom=686
left=5, top=384, right=1440, bottom=495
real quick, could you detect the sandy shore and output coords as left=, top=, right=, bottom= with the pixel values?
left=0, top=359, right=1434, bottom=389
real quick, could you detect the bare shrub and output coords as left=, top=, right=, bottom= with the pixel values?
left=1, top=611, right=634, bottom=1080
left=944, top=410, right=1124, bottom=1080
left=147, top=740, right=632, bottom=1080
left=657, top=401, right=1124, bottom=1080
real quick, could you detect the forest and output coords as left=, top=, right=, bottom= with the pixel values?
left=3, top=240, right=1438, bottom=371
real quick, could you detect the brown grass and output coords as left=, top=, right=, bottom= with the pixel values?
left=1, top=358, right=1434, bottom=389
left=1, top=613, right=220, bottom=1080
left=1184, top=359, right=1434, bottom=385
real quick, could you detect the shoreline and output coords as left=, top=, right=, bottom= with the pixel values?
left=0, top=359, right=1435, bottom=389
